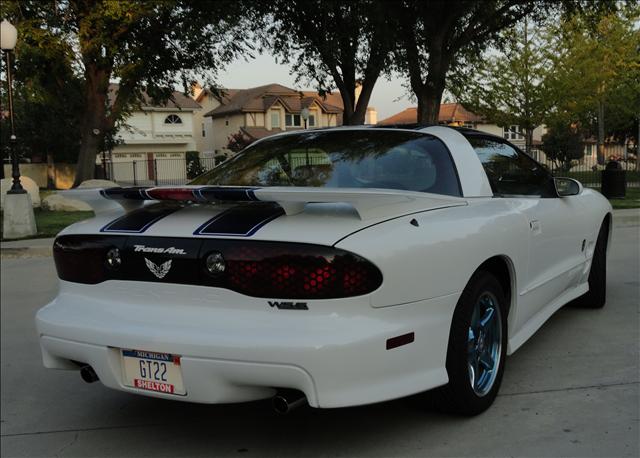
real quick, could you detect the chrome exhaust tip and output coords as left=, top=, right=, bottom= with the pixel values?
left=80, top=365, right=99, bottom=383
left=272, top=390, right=306, bottom=414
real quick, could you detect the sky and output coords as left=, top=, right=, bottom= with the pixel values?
left=215, top=52, right=415, bottom=122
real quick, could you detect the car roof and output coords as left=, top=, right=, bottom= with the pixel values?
left=250, top=123, right=507, bottom=150
left=372, top=123, right=506, bottom=142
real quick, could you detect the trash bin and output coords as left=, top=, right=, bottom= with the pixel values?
left=601, top=160, right=626, bottom=198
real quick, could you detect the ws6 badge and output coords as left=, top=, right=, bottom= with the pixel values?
left=268, top=301, right=308, bottom=310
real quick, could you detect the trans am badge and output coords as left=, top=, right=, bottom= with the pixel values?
left=145, top=258, right=172, bottom=279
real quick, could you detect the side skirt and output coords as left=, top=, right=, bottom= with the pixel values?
left=507, top=282, right=589, bottom=355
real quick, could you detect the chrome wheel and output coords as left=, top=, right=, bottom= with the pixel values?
left=467, top=291, right=502, bottom=396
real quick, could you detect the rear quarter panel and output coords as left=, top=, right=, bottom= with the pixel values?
left=335, top=198, right=528, bottom=311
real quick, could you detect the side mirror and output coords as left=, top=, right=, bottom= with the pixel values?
left=554, top=177, right=583, bottom=197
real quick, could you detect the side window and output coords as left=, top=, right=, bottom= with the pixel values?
left=467, top=137, right=552, bottom=197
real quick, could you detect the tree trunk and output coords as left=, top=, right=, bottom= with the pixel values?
left=416, top=82, right=445, bottom=124
left=525, top=128, right=534, bottom=158
left=415, top=39, right=448, bottom=125
left=341, top=101, right=357, bottom=125
left=73, top=65, right=110, bottom=187
left=597, top=99, right=605, bottom=165
left=331, top=69, right=357, bottom=126
left=74, top=129, right=104, bottom=187
left=47, top=153, right=55, bottom=189
left=351, top=78, right=377, bottom=125
left=348, top=103, right=367, bottom=125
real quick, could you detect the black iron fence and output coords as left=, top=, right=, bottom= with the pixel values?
left=530, top=146, right=639, bottom=188
left=105, top=149, right=640, bottom=189
left=105, top=157, right=220, bottom=186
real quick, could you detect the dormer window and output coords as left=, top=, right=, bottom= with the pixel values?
left=285, top=114, right=301, bottom=127
left=164, top=114, right=182, bottom=124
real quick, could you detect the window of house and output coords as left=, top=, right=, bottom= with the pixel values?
left=164, top=114, right=182, bottom=124
left=285, top=114, right=301, bottom=127
left=308, top=114, right=316, bottom=127
left=465, top=136, right=553, bottom=197
left=271, top=112, right=280, bottom=128
left=225, top=117, right=229, bottom=126
left=202, top=122, right=205, bottom=137
left=503, top=125, right=524, bottom=140
left=585, top=144, right=593, bottom=156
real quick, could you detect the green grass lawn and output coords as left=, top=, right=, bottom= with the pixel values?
left=598, top=186, right=640, bottom=210
left=1, top=208, right=94, bottom=241
left=566, top=170, right=640, bottom=185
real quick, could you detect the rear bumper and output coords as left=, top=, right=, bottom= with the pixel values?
left=36, top=281, right=458, bottom=408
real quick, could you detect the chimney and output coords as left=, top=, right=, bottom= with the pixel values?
left=191, top=82, right=203, bottom=100
left=365, top=107, right=377, bottom=125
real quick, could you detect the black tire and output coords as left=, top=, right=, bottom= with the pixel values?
left=430, top=270, right=508, bottom=416
left=573, top=219, right=609, bottom=309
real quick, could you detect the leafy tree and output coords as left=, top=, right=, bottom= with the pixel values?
left=392, top=0, right=546, bottom=124
left=541, top=123, right=584, bottom=173
left=262, top=0, right=396, bottom=125
left=3, top=0, right=252, bottom=186
left=544, top=7, right=640, bottom=163
left=0, top=2, right=83, bottom=165
left=453, top=19, right=549, bottom=157
left=185, top=150, right=204, bottom=179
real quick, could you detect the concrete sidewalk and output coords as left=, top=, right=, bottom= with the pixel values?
left=613, top=208, right=640, bottom=226
left=0, top=237, right=55, bottom=259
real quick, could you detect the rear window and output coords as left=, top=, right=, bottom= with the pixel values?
left=192, top=130, right=461, bottom=196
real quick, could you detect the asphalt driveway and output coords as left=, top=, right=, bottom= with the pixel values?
left=1, top=212, right=638, bottom=457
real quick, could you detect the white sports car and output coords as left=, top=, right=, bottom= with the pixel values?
left=36, top=126, right=612, bottom=415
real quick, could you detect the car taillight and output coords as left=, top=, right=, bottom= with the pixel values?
left=54, top=235, right=383, bottom=299
left=145, top=188, right=196, bottom=201
left=53, top=235, right=126, bottom=284
left=214, top=242, right=382, bottom=299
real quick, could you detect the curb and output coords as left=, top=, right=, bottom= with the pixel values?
left=1, top=246, right=52, bottom=259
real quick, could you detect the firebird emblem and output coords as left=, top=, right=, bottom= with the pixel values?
left=145, top=258, right=172, bottom=279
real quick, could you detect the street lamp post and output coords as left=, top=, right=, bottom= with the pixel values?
left=301, top=107, right=310, bottom=129
left=2, top=18, right=36, bottom=239
left=1, top=19, right=24, bottom=194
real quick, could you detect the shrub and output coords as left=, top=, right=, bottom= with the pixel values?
left=185, top=150, right=205, bottom=179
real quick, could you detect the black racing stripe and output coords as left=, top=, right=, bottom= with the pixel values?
left=101, top=204, right=179, bottom=233
left=194, top=203, right=284, bottom=237
left=101, top=187, right=150, bottom=200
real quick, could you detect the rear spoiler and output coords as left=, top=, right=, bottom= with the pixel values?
left=62, top=186, right=467, bottom=220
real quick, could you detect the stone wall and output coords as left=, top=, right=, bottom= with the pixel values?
left=3, top=163, right=76, bottom=189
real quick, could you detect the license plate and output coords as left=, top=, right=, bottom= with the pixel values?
left=121, top=349, right=186, bottom=395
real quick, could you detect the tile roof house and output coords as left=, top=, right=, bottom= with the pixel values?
left=104, top=84, right=202, bottom=185
left=107, top=83, right=201, bottom=110
left=202, top=83, right=377, bottom=155
left=378, top=103, right=483, bottom=126
left=378, top=103, right=545, bottom=151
